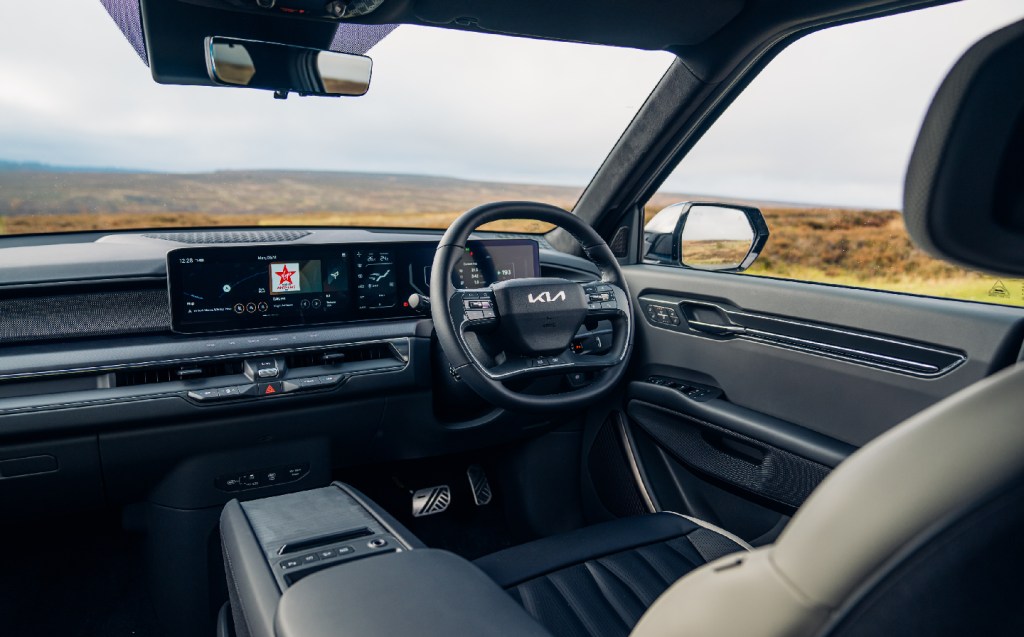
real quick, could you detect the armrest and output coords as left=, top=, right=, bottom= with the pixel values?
left=275, top=549, right=553, bottom=637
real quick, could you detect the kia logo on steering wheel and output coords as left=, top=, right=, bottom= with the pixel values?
left=527, top=290, right=566, bottom=304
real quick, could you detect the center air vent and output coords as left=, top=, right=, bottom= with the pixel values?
left=114, top=360, right=246, bottom=387
left=143, top=230, right=312, bottom=244
left=285, top=342, right=393, bottom=369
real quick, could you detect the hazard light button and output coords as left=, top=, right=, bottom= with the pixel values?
left=258, top=381, right=284, bottom=396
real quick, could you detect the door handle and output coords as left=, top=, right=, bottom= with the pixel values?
left=680, top=302, right=747, bottom=336
left=687, top=320, right=747, bottom=336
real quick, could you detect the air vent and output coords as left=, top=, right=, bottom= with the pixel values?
left=114, top=360, right=245, bottom=387
left=143, top=230, right=312, bottom=244
left=285, top=342, right=393, bottom=369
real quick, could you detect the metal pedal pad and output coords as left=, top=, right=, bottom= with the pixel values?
left=411, top=485, right=451, bottom=517
left=467, top=465, right=493, bottom=506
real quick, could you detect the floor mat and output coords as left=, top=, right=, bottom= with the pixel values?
left=0, top=511, right=161, bottom=637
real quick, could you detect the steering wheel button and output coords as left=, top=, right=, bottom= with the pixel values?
left=481, top=310, right=495, bottom=319
left=466, top=310, right=484, bottom=320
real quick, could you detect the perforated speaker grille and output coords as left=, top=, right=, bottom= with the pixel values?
left=0, top=289, right=169, bottom=344
left=143, top=230, right=312, bottom=244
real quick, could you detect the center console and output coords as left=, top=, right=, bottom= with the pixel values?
left=220, top=483, right=550, bottom=637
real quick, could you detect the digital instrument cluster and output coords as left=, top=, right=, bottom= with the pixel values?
left=166, top=239, right=539, bottom=333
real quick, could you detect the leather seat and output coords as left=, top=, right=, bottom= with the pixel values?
left=474, top=513, right=749, bottom=637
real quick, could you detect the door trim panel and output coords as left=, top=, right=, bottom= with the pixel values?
left=625, top=266, right=1024, bottom=446
left=628, top=400, right=832, bottom=512
left=629, top=381, right=855, bottom=467
left=640, top=295, right=966, bottom=378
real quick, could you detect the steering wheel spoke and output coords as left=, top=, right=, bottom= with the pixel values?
left=449, top=288, right=500, bottom=330
left=477, top=348, right=575, bottom=381
left=582, top=282, right=628, bottom=319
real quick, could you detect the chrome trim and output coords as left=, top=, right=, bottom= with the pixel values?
left=617, top=412, right=659, bottom=514
left=727, top=308, right=964, bottom=358
left=744, top=329, right=940, bottom=372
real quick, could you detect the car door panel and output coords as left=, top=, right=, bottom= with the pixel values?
left=616, top=265, right=1024, bottom=541
left=625, top=265, right=1024, bottom=445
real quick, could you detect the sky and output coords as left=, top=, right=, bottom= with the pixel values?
left=0, top=0, right=1022, bottom=209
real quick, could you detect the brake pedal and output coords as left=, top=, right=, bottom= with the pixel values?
left=411, top=485, right=451, bottom=517
left=467, top=465, right=493, bottom=506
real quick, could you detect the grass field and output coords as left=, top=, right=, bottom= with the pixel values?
left=1, top=168, right=1021, bottom=307
left=648, top=204, right=1024, bottom=307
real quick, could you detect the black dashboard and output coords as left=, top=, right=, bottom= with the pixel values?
left=0, top=228, right=603, bottom=521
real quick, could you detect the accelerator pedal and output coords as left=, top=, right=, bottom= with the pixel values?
left=467, top=465, right=493, bottom=506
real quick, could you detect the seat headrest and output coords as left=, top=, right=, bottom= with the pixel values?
left=904, top=18, right=1024, bottom=276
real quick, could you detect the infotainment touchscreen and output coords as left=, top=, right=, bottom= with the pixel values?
left=166, top=239, right=539, bottom=333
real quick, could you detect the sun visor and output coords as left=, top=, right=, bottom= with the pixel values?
left=99, top=0, right=395, bottom=76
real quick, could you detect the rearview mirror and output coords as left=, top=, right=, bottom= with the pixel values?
left=205, top=36, right=372, bottom=97
left=643, top=202, right=769, bottom=271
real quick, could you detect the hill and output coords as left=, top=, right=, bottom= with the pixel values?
left=0, top=166, right=1018, bottom=306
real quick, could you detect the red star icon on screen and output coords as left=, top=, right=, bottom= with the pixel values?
left=275, top=265, right=295, bottom=285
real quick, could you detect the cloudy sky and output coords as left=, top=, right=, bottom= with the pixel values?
left=1, top=0, right=1022, bottom=209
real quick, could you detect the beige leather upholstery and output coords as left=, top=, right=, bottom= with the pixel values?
left=632, top=362, right=1024, bottom=637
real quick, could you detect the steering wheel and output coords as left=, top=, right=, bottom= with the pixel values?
left=430, top=201, right=634, bottom=412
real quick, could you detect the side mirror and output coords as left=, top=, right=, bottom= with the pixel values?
left=205, top=36, right=372, bottom=97
left=643, top=202, right=769, bottom=271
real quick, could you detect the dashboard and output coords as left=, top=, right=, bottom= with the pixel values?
left=0, top=228, right=604, bottom=519
left=167, top=239, right=539, bottom=333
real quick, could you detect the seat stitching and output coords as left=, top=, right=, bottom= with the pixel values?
left=598, top=553, right=660, bottom=607
left=612, top=547, right=674, bottom=598
left=634, top=543, right=689, bottom=585
left=514, top=580, right=541, bottom=619
left=542, top=572, right=599, bottom=637
left=583, top=561, right=634, bottom=633
left=663, top=537, right=705, bottom=570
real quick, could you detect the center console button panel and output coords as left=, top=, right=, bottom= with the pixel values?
left=215, top=463, right=310, bottom=492
left=237, top=483, right=420, bottom=590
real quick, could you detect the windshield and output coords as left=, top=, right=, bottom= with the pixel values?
left=0, top=1, right=673, bottom=236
